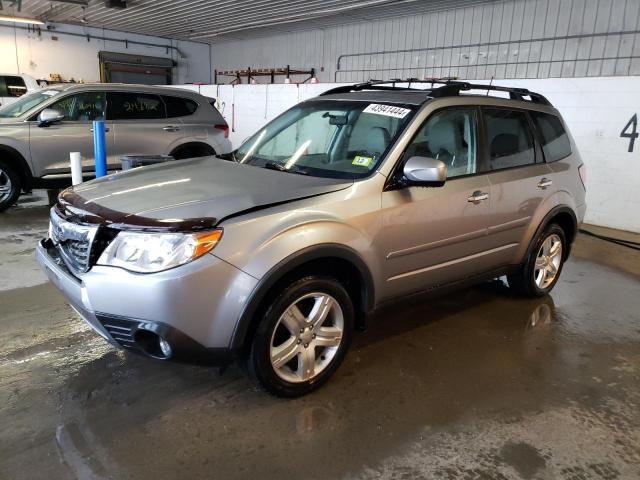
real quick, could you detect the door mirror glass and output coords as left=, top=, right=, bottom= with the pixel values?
left=37, top=108, right=64, bottom=127
left=403, top=156, right=447, bottom=187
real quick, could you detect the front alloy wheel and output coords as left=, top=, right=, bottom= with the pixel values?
left=270, top=292, right=344, bottom=383
left=248, top=276, right=354, bottom=397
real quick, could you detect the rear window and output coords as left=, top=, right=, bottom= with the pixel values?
left=530, top=112, right=572, bottom=162
left=107, top=92, right=165, bottom=120
left=0, top=76, right=27, bottom=98
left=162, top=95, right=198, bottom=117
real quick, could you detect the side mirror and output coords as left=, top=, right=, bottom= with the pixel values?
left=38, top=109, right=64, bottom=127
left=402, top=156, right=447, bottom=187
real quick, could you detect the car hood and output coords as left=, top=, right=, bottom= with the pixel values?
left=58, top=157, right=353, bottom=231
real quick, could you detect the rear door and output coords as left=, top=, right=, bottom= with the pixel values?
left=379, top=107, right=493, bottom=300
left=107, top=91, right=183, bottom=164
left=482, top=107, right=554, bottom=266
left=28, top=91, right=114, bottom=177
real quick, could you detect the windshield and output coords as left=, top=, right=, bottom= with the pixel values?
left=236, top=100, right=415, bottom=179
left=0, top=90, right=60, bottom=118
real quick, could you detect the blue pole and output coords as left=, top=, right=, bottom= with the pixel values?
left=93, top=120, right=107, bottom=178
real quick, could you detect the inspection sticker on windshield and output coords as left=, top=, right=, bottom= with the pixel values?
left=352, top=155, right=373, bottom=167
left=363, top=103, right=411, bottom=118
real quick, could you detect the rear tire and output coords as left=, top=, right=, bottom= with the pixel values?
left=508, top=223, right=567, bottom=297
left=0, top=160, right=21, bottom=212
left=246, top=276, right=354, bottom=397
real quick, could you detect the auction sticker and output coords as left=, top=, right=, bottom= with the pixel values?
left=363, top=103, right=411, bottom=118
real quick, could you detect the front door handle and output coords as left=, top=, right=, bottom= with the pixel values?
left=162, top=126, right=180, bottom=132
left=90, top=127, right=110, bottom=132
left=467, top=191, right=489, bottom=204
left=537, top=178, right=553, bottom=189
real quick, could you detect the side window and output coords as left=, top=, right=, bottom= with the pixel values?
left=530, top=112, right=571, bottom=162
left=484, top=109, right=535, bottom=170
left=49, top=92, right=106, bottom=122
left=402, top=108, right=478, bottom=178
left=5, top=76, right=27, bottom=97
left=162, top=95, right=198, bottom=118
left=107, top=92, right=165, bottom=120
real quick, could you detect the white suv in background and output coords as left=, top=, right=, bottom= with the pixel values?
left=0, top=73, right=40, bottom=108
left=0, top=83, right=232, bottom=211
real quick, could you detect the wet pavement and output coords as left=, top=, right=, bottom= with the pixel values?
left=1, top=193, right=639, bottom=480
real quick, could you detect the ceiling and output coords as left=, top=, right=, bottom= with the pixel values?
left=2, top=0, right=496, bottom=44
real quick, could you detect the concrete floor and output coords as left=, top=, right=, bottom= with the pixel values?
left=1, top=193, right=639, bottom=480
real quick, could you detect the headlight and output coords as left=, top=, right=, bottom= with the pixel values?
left=97, top=229, right=223, bottom=273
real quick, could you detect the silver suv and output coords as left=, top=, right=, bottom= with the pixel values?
left=36, top=80, right=586, bottom=397
left=0, top=83, right=231, bottom=211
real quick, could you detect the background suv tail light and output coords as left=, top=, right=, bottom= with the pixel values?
left=578, top=164, right=587, bottom=190
left=214, top=124, right=229, bottom=139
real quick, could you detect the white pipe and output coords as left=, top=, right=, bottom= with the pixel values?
left=70, top=152, right=83, bottom=186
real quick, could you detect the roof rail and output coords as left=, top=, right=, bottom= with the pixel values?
left=319, top=78, right=551, bottom=106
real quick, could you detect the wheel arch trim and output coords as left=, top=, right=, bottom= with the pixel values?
left=229, top=243, right=375, bottom=350
left=523, top=205, right=578, bottom=263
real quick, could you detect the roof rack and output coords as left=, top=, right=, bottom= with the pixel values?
left=320, top=78, right=551, bottom=106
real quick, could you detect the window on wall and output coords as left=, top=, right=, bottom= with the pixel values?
left=483, top=109, right=536, bottom=170
left=402, top=108, right=478, bottom=178
left=107, top=92, right=165, bottom=120
left=49, top=92, right=106, bottom=122
left=530, top=111, right=572, bottom=162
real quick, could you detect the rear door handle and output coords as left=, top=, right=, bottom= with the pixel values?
left=163, top=126, right=180, bottom=132
left=467, top=191, right=489, bottom=204
left=90, top=127, right=110, bottom=132
left=537, top=178, right=553, bottom=189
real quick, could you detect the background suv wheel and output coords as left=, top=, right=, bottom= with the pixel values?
left=508, top=223, right=567, bottom=297
left=247, top=276, right=354, bottom=397
left=0, top=160, right=21, bottom=212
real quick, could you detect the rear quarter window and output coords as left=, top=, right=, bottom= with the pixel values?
left=162, top=95, right=198, bottom=118
left=530, top=111, right=572, bottom=162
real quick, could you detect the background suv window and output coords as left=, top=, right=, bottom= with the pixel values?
left=0, top=76, right=28, bottom=98
left=530, top=111, right=572, bottom=162
left=163, top=95, right=198, bottom=117
left=484, top=109, right=535, bottom=170
left=107, top=92, right=165, bottom=120
left=403, top=108, right=478, bottom=178
left=49, top=92, right=106, bottom=121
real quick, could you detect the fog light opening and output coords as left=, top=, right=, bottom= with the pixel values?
left=134, top=328, right=173, bottom=360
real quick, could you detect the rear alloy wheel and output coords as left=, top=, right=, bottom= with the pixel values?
left=0, top=161, right=21, bottom=212
left=248, top=276, right=353, bottom=397
left=508, top=223, right=567, bottom=297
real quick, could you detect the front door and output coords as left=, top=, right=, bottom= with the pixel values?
left=379, top=107, right=494, bottom=301
left=29, top=91, right=114, bottom=177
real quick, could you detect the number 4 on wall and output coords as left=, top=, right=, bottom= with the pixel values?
left=621, top=114, right=638, bottom=153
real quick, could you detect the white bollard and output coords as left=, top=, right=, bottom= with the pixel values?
left=70, top=152, right=82, bottom=186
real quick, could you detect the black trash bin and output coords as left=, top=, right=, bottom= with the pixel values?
left=120, top=155, right=174, bottom=171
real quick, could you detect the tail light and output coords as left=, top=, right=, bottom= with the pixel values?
left=214, top=124, right=229, bottom=139
left=578, top=164, right=587, bottom=190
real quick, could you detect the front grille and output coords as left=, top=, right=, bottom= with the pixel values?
left=49, top=208, right=99, bottom=274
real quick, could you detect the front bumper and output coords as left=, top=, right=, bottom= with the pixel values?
left=36, top=239, right=258, bottom=364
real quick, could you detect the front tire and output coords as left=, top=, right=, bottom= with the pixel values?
left=508, top=223, right=567, bottom=297
left=247, top=276, right=354, bottom=397
left=0, top=161, right=21, bottom=212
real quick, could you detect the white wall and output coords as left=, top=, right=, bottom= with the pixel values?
left=0, top=22, right=211, bottom=84
left=175, top=77, right=640, bottom=233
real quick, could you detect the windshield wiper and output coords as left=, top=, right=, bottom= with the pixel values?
left=264, top=161, right=309, bottom=175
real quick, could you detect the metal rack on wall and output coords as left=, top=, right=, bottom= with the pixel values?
left=214, top=65, right=315, bottom=84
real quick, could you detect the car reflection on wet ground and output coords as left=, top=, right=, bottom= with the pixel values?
left=1, top=193, right=639, bottom=479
